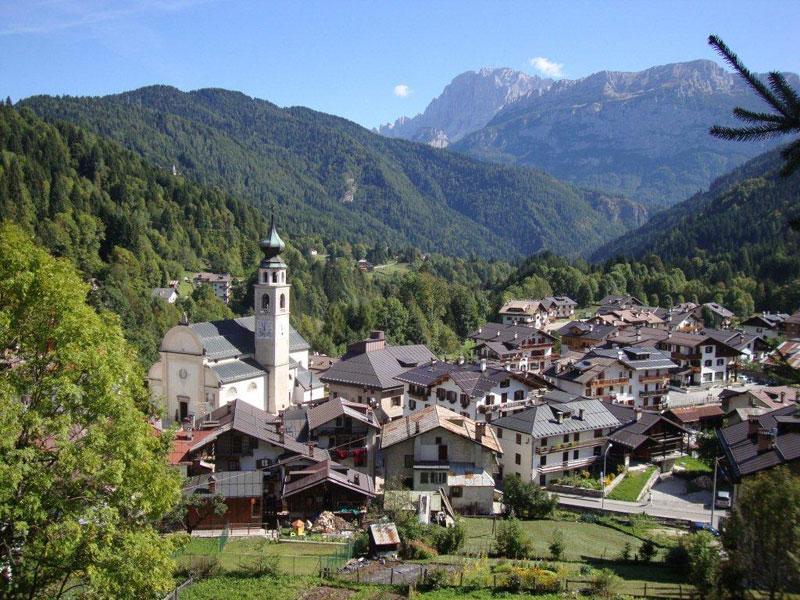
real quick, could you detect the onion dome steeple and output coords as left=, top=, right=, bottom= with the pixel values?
left=260, top=207, right=286, bottom=266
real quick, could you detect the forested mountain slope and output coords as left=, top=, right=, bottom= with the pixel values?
left=592, top=149, right=800, bottom=310
left=20, top=86, right=644, bottom=259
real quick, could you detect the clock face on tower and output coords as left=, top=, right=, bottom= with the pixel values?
left=256, top=319, right=272, bottom=339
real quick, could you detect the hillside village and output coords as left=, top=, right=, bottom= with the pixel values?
left=148, top=218, right=800, bottom=589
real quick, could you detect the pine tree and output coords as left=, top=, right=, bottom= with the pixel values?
left=708, top=35, right=800, bottom=176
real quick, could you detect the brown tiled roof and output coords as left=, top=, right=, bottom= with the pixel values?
left=306, top=397, right=379, bottom=431
left=282, top=459, right=374, bottom=498
left=665, top=404, right=724, bottom=424
left=380, top=405, right=501, bottom=453
left=320, top=344, right=435, bottom=389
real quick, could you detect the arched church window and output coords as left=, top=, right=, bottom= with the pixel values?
left=247, top=382, right=258, bottom=392
left=261, top=293, right=270, bottom=310
left=262, top=271, right=269, bottom=283
left=272, top=271, right=278, bottom=283
left=227, top=387, right=237, bottom=397
left=280, top=294, right=286, bottom=309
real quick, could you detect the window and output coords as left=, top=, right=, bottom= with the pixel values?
left=335, top=416, right=344, bottom=427
left=446, top=391, right=457, bottom=403
left=262, top=272, right=269, bottom=283
left=515, top=433, right=522, bottom=444
left=573, top=450, right=579, bottom=460
left=391, top=396, right=401, bottom=407
left=501, top=393, right=508, bottom=404
left=272, top=271, right=277, bottom=283
left=716, top=358, right=724, bottom=366
left=450, top=486, right=463, bottom=498
left=573, top=432, right=579, bottom=442
left=261, top=293, right=270, bottom=309
left=437, top=388, right=446, bottom=401
left=563, top=434, right=569, bottom=443
left=500, top=379, right=510, bottom=388
left=178, top=398, right=189, bottom=421
left=404, top=455, right=414, bottom=468
left=540, top=455, right=547, bottom=465
left=541, top=437, right=548, bottom=446
left=409, top=400, right=416, bottom=411
left=420, top=472, right=429, bottom=484
left=705, top=345, right=714, bottom=354
left=435, top=437, right=442, bottom=445
left=515, top=453, right=521, bottom=465
left=562, top=451, right=569, bottom=462
left=539, top=475, right=546, bottom=486
left=594, top=428, right=603, bottom=438
left=593, top=446, right=602, bottom=456
left=514, top=390, right=524, bottom=401
left=485, top=394, right=494, bottom=405
left=280, top=294, right=286, bottom=309
left=251, top=498, right=260, bottom=518
left=704, top=360, right=712, bottom=367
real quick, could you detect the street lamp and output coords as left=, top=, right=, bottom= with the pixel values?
left=602, top=442, right=613, bottom=510
left=710, top=456, right=722, bottom=529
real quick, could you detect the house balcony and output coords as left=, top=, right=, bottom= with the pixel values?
left=538, top=455, right=600, bottom=474
left=639, top=388, right=669, bottom=397
left=591, top=377, right=629, bottom=387
left=639, top=374, right=669, bottom=384
left=535, top=437, right=604, bottom=455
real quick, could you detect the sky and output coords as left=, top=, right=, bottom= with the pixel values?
left=2, top=0, right=799, bottom=129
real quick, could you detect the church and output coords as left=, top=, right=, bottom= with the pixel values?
left=148, top=217, right=325, bottom=426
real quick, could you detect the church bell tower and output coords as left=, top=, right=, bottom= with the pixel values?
left=254, top=212, right=291, bottom=414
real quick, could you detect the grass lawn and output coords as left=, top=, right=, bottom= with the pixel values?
left=175, top=537, right=349, bottom=575
left=675, top=455, right=712, bottom=474
left=458, top=517, right=648, bottom=561
left=607, top=467, right=656, bottom=502
left=370, top=261, right=410, bottom=277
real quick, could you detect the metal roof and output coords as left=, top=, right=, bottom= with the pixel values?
left=189, top=316, right=309, bottom=360
left=587, top=347, right=676, bottom=371
left=369, top=523, right=400, bottom=546
left=282, top=459, right=375, bottom=498
left=211, top=358, right=268, bottom=384
left=184, top=471, right=263, bottom=498
left=320, top=344, right=435, bottom=389
left=492, top=398, right=622, bottom=438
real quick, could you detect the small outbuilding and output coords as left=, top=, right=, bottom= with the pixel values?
left=368, top=522, right=400, bottom=557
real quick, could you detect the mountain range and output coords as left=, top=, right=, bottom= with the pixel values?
left=20, top=87, right=644, bottom=259
left=383, top=60, right=798, bottom=209
left=377, top=68, right=551, bottom=147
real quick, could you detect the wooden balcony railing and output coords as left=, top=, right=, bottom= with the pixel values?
left=535, top=437, right=604, bottom=455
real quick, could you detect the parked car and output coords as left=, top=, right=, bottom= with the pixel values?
left=689, top=522, right=720, bottom=536
left=715, top=490, right=731, bottom=509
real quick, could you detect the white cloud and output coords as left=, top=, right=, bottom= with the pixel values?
left=529, top=56, right=564, bottom=78
left=393, top=84, right=411, bottom=98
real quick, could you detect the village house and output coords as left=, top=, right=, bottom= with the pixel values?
left=696, top=302, right=735, bottom=329
left=701, top=328, right=769, bottom=363
left=741, top=312, right=789, bottom=339
left=717, top=403, right=800, bottom=500
left=304, top=397, right=380, bottom=476
left=764, top=339, right=800, bottom=378
left=152, top=287, right=178, bottom=304
left=148, top=219, right=325, bottom=426
left=395, top=358, right=548, bottom=423
left=492, top=394, right=622, bottom=486
left=664, top=404, right=725, bottom=432
left=544, top=346, right=675, bottom=411
left=596, top=295, right=646, bottom=314
left=718, top=386, right=799, bottom=424
left=319, top=330, right=435, bottom=422
left=605, top=405, right=689, bottom=471
left=281, top=459, right=375, bottom=520
left=556, top=321, right=619, bottom=352
left=468, top=322, right=555, bottom=372
left=780, top=310, right=800, bottom=339
left=498, top=300, right=548, bottom=328
left=591, top=309, right=665, bottom=330
left=193, top=271, right=234, bottom=304
left=654, top=332, right=742, bottom=387
left=380, top=405, right=502, bottom=515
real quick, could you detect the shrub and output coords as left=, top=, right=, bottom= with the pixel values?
left=579, top=563, right=594, bottom=577
left=590, top=568, right=621, bottom=598
left=665, top=544, right=690, bottom=572
left=639, top=539, right=657, bottom=563
left=493, top=518, right=532, bottom=559
left=178, top=555, right=222, bottom=580
left=420, top=568, right=449, bottom=590
left=548, top=529, right=565, bottom=561
left=244, top=554, right=279, bottom=578
left=503, top=476, right=557, bottom=519
left=618, top=542, right=632, bottom=562
left=687, top=531, right=720, bottom=596
left=351, top=529, right=369, bottom=557
left=579, top=512, right=599, bottom=524
left=403, top=539, right=438, bottom=560
left=431, top=520, right=465, bottom=554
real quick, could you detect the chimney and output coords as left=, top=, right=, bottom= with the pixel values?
left=618, top=350, right=624, bottom=360
left=496, top=331, right=501, bottom=337
left=277, top=421, right=285, bottom=444
left=475, top=422, right=486, bottom=440
left=480, top=358, right=487, bottom=372
left=747, top=415, right=760, bottom=438
left=556, top=411, right=564, bottom=424
left=514, top=332, right=518, bottom=340
left=634, top=408, right=642, bottom=422
left=578, top=408, right=585, bottom=420
left=353, top=473, right=360, bottom=486
left=780, top=391, right=786, bottom=403
left=308, top=442, right=314, bottom=457
left=415, top=421, right=421, bottom=434
left=757, top=429, right=774, bottom=453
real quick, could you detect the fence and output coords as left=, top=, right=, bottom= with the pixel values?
left=161, top=577, right=193, bottom=600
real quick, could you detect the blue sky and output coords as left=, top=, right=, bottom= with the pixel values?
left=2, top=0, right=799, bottom=128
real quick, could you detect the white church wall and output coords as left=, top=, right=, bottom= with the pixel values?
left=220, top=376, right=266, bottom=412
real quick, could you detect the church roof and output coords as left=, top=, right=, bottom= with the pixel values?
left=260, top=213, right=286, bottom=262
left=212, top=358, right=268, bottom=384
left=189, top=316, right=310, bottom=360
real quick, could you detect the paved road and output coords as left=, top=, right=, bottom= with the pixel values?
left=556, top=476, right=726, bottom=528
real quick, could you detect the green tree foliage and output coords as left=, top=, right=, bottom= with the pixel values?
left=0, top=224, right=181, bottom=598
left=686, top=531, right=721, bottom=596
left=721, top=466, right=800, bottom=599
left=502, top=476, right=557, bottom=519
left=709, top=35, right=800, bottom=176
left=548, top=529, right=565, bottom=561
left=493, top=518, right=532, bottom=559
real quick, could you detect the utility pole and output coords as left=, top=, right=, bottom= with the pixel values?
left=710, top=456, right=720, bottom=529
left=602, top=442, right=613, bottom=510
